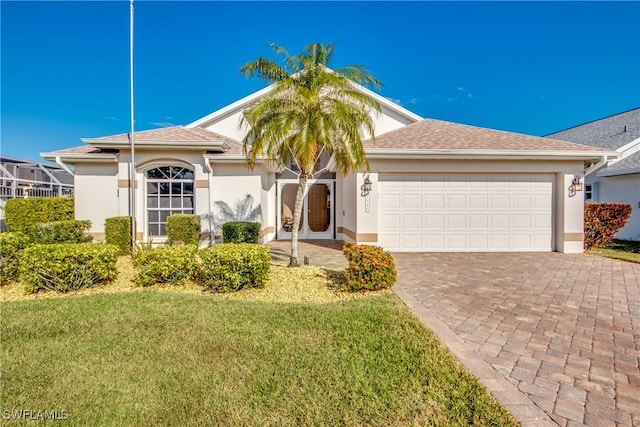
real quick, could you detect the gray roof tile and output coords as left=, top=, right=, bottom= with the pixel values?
left=604, top=151, right=640, bottom=174
left=546, top=108, right=640, bottom=150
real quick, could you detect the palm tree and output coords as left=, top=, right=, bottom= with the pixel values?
left=240, top=42, right=382, bottom=266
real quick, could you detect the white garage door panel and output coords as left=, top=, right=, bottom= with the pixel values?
left=379, top=173, right=554, bottom=252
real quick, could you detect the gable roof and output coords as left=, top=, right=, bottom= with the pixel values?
left=545, top=108, right=640, bottom=151
left=42, top=126, right=247, bottom=163
left=186, top=74, right=423, bottom=130
left=363, top=118, right=613, bottom=158
left=82, top=126, right=240, bottom=147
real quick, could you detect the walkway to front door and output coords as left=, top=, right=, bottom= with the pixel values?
left=267, top=240, right=347, bottom=269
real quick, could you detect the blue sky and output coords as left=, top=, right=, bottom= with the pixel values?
left=1, top=1, right=639, bottom=162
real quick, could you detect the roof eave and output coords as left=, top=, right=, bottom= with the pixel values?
left=40, top=152, right=118, bottom=163
left=82, top=140, right=228, bottom=151
left=597, top=166, right=640, bottom=177
left=364, top=149, right=618, bottom=161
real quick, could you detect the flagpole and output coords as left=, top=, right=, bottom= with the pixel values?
left=129, top=0, right=136, bottom=252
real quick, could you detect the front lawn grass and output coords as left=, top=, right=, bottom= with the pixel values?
left=587, top=239, right=640, bottom=263
left=1, top=292, right=517, bottom=426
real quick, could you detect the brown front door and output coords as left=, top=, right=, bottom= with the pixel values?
left=307, top=184, right=329, bottom=232
left=278, top=180, right=333, bottom=239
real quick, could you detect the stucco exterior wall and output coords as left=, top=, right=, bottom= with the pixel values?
left=338, top=172, right=357, bottom=242
left=357, top=158, right=586, bottom=253
left=74, top=163, right=118, bottom=239
left=595, top=174, right=640, bottom=240
left=119, top=150, right=212, bottom=241
left=204, top=110, right=248, bottom=142
left=204, top=104, right=415, bottom=144
left=209, top=162, right=269, bottom=241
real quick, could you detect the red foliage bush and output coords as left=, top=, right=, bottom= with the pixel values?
left=584, top=203, right=632, bottom=249
left=342, top=243, right=397, bottom=291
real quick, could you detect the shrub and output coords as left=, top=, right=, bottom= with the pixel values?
left=342, top=243, right=397, bottom=291
left=584, top=203, right=633, bottom=249
left=5, top=197, right=74, bottom=235
left=222, top=221, right=260, bottom=244
left=0, top=232, right=31, bottom=284
left=31, top=220, right=92, bottom=244
left=105, top=216, right=131, bottom=254
left=132, top=245, right=198, bottom=287
left=19, top=243, right=119, bottom=293
left=198, top=243, right=270, bottom=292
left=167, top=214, right=201, bottom=246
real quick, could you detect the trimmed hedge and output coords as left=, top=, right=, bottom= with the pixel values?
left=132, top=245, right=198, bottom=287
left=167, top=214, right=201, bottom=246
left=31, top=220, right=92, bottom=244
left=105, top=216, right=131, bottom=254
left=584, top=203, right=633, bottom=249
left=198, top=243, right=270, bottom=292
left=19, top=243, right=119, bottom=293
left=343, top=243, right=397, bottom=291
left=0, top=232, right=31, bottom=284
left=5, top=197, right=74, bottom=235
left=222, top=221, right=260, bottom=244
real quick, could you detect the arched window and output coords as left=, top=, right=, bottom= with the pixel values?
left=146, top=166, right=194, bottom=236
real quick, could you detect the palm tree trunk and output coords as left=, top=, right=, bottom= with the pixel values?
left=290, top=174, right=307, bottom=266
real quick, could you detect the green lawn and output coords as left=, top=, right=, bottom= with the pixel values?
left=1, top=292, right=517, bottom=426
left=587, top=239, right=640, bottom=263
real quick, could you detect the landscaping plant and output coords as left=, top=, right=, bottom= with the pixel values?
left=105, top=216, right=132, bottom=254
left=222, top=221, right=260, bottom=244
left=19, top=243, right=119, bottom=293
left=198, top=243, right=270, bottom=292
left=132, top=244, right=198, bottom=286
left=167, top=214, right=201, bottom=246
left=31, top=220, right=92, bottom=244
left=0, top=232, right=31, bottom=284
left=343, top=243, right=397, bottom=291
left=239, top=42, right=382, bottom=266
left=584, top=202, right=632, bottom=249
left=4, top=197, right=74, bottom=235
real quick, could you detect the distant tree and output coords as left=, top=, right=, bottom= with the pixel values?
left=240, top=42, right=382, bottom=266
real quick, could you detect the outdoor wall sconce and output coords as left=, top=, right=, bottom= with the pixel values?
left=361, top=176, right=372, bottom=196
left=571, top=175, right=583, bottom=192
left=361, top=176, right=372, bottom=213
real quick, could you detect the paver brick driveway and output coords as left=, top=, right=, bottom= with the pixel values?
left=393, top=253, right=640, bottom=427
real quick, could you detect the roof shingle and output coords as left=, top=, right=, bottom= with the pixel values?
left=603, top=151, right=640, bottom=174
left=86, top=126, right=241, bottom=146
left=364, top=118, right=609, bottom=152
left=545, top=108, right=640, bottom=151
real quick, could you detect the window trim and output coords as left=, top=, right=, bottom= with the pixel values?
left=144, top=165, right=195, bottom=239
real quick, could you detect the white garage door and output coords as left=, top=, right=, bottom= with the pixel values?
left=378, top=173, right=554, bottom=252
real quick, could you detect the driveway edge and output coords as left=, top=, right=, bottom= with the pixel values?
left=394, top=287, right=558, bottom=427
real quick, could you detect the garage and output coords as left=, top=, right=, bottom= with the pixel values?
left=378, top=173, right=554, bottom=252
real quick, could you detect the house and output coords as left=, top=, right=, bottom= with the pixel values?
left=41, top=86, right=615, bottom=253
left=0, top=155, right=74, bottom=230
left=546, top=108, right=640, bottom=241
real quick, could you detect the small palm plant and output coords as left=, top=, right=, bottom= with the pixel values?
left=240, top=42, right=382, bottom=266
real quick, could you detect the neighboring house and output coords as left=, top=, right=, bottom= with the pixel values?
left=546, top=108, right=640, bottom=241
left=0, top=156, right=74, bottom=230
left=41, top=86, right=614, bottom=253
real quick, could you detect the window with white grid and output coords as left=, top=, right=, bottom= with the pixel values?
left=146, top=166, right=194, bottom=236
